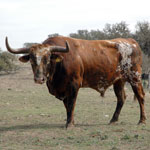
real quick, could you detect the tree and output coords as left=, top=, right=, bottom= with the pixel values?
left=134, top=21, right=150, bottom=56
left=142, top=53, right=150, bottom=73
left=89, top=30, right=107, bottom=40
left=69, top=22, right=132, bottom=40
left=0, top=50, right=18, bottom=73
left=48, top=33, right=60, bottom=38
left=142, top=53, right=150, bottom=91
left=103, top=21, right=131, bottom=39
left=23, top=42, right=39, bottom=48
left=70, top=30, right=91, bottom=40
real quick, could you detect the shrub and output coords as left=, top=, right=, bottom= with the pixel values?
left=0, top=50, right=19, bottom=73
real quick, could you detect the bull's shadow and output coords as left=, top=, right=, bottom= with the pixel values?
left=0, top=123, right=105, bottom=132
left=0, top=124, right=64, bottom=132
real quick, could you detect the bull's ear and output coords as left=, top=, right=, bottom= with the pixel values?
left=50, top=54, right=63, bottom=63
left=19, top=55, right=30, bottom=63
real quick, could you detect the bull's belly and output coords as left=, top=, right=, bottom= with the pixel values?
left=81, top=75, right=122, bottom=96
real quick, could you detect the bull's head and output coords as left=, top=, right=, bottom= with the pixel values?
left=5, top=37, right=69, bottom=84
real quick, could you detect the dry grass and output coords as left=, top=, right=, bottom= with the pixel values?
left=0, top=63, right=150, bottom=150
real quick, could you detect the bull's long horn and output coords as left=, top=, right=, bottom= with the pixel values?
left=5, top=37, right=30, bottom=54
left=50, top=41, right=70, bottom=53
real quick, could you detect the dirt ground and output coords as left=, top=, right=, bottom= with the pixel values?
left=0, top=62, right=40, bottom=89
left=0, top=62, right=150, bottom=150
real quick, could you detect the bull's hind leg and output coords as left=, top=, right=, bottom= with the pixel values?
left=110, top=80, right=126, bottom=123
left=130, top=82, right=146, bottom=124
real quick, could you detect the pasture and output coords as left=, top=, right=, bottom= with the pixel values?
left=0, top=63, right=150, bottom=150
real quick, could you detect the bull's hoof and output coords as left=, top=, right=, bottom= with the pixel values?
left=109, top=121, right=118, bottom=125
left=138, top=120, right=146, bottom=125
left=109, top=118, right=118, bottom=125
left=66, top=123, right=75, bottom=129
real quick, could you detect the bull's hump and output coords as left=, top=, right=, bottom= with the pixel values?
left=116, top=42, right=133, bottom=68
left=117, top=42, right=133, bottom=56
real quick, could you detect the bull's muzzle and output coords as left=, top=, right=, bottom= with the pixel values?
left=34, top=76, right=46, bottom=84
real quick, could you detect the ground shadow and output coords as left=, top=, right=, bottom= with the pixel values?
left=0, top=123, right=64, bottom=132
left=0, top=123, right=106, bottom=132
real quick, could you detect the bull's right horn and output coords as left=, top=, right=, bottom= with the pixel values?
left=5, top=37, right=30, bottom=54
left=49, top=41, right=70, bottom=53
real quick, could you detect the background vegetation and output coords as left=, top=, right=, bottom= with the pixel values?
left=0, top=49, right=18, bottom=73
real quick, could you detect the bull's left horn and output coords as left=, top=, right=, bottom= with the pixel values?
left=5, top=37, right=30, bottom=54
left=50, top=41, right=70, bottom=53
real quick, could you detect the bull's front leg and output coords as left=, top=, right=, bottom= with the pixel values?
left=63, top=83, right=79, bottom=128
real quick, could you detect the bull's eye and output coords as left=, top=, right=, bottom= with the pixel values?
left=30, top=59, right=34, bottom=65
left=43, top=57, right=47, bottom=64
left=30, top=54, right=36, bottom=65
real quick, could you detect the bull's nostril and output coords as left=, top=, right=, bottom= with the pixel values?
left=34, top=76, right=45, bottom=84
left=41, top=78, right=45, bottom=82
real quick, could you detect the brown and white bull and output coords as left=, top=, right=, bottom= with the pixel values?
left=5, top=36, right=146, bottom=128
